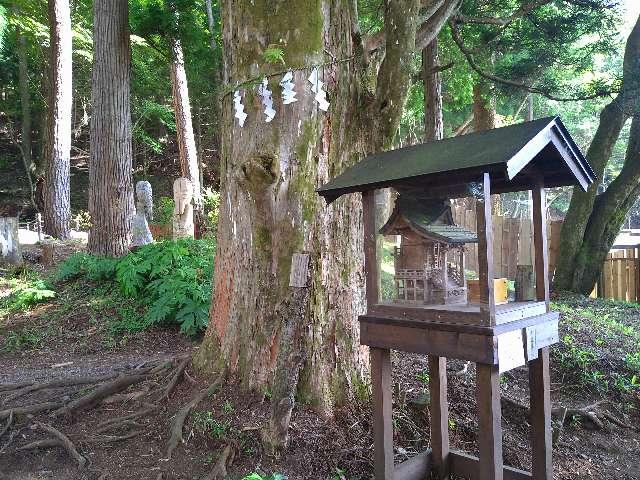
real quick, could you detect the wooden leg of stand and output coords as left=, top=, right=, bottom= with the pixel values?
left=529, top=347, right=552, bottom=480
left=371, top=347, right=394, bottom=479
left=476, top=363, right=503, bottom=480
left=428, top=355, right=450, bottom=479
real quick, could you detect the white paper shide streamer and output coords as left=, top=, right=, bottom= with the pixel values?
left=258, top=77, right=276, bottom=122
left=279, top=71, right=298, bottom=104
left=233, top=90, right=247, bottom=127
left=307, top=67, right=330, bottom=111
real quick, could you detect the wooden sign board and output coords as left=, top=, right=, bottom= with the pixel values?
left=497, top=315, right=560, bottom=372
left=524, top=317, right=559, bottom=361
left=289, top=252, right=310, bottom=288
left=497, top=329, right=526, bottom=373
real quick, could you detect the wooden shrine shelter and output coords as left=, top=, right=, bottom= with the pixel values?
left=379, top=195, right=477, bottom=305
left=317, top=116, right=595, bottom=480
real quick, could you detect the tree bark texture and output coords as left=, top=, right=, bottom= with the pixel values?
left=44, top=0, right=72, bottom=239
left=472, top=81, right=497, bottom=132
left=88, top=0, right=134, bottom=257
left=554, top=15, right=640, bottom=292
left=422, top=38, right=443, bottom=141
left=170, top=37, right=202, bottom=210
left=18, top=33, right=33, bottom=174
left=194, top=0, right=421, bottom=420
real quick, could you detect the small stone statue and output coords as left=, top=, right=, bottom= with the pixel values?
left=131, top=180, right=154, bottom=247
left=172, top=177, right=194, bottom=239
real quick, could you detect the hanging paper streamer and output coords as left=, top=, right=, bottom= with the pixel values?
left=279, top=71, right=298, bottom=105
left=233, top=90, right=247, bottom=127
left=258, top=77, right=276, bottom=122
left=307, top=68, right=330, bottom=112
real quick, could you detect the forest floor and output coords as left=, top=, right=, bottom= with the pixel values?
left=1, top=248, right=639, bottom=480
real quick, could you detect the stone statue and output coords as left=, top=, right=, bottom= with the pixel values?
left=172, top=177, right=194, bottom=239
left=0, top=217, right=22, bottom=266
left=131, top=180, right=154, bottom=247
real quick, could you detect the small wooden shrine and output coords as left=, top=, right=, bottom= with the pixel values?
left=379, top=195, right=477, bottom=305
left=317, top=116, right=595, bottom=480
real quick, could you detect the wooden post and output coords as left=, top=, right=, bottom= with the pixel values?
left=428, top=355, right=450, bottom=479
left=476, top=173, right=496, bottom=324
left=371, top=347, right=394, bottom=479
left=476, top=363, right=503, bottom=480
left=531, top=184, right=549, bottom=308
left=363, top=190, right=379, bottom=310
left=528, top=347, right=553, bottom=480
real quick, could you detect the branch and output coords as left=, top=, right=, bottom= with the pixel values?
left=449, top=22, right=616, bottom=102
left=453, top=0, right=552, bottom=27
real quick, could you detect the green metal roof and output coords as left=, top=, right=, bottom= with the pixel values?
left=318, top=116, right=595, bottom=203
left=380, top=196, right=477, bottom=244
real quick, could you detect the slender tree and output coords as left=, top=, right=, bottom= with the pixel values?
left=554, top=15, right=640, bottom=293
left=422, top=39, right=443, bottom=141
left=88, top=0, right=134, bottom=256
left=43, top=0, right=72, bottom=239
left=169, top=36, right=202, bottom=210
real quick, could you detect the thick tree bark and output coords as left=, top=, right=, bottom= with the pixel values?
left=170, top=37, right=202, bottom=210
left=194, top=0, right=421, bottom=438
left=422, top=39, right=443, bottom=141
left=573, top=113, right=640, bottom=294
left=44, top=0, right=72, bottom=239
left=554, top=15, right=640, bottom=291
left=88, top=0, right=134, bottom=257
left=473, top=81, right=497, bottom=132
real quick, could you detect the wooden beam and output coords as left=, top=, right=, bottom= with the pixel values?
left=360, top=318, right=497, bottom=364
left=371, top=347, right=394, bottom=479
left=531, top=184, right=549, bottom=309
left=450, top=451, right=531, bottom=480
left=368, top=303, right=484, bottom=325
left=476, top=363, right=503, bottom=480
left=363, top=190, right=380, bottom=309
left=394, top=450, right=433, bottom=480
left=476, top=172, right=496, bottom=324
left=528, top=347, right=553, bottom=480
left=428, top=356, right=450, bottom=479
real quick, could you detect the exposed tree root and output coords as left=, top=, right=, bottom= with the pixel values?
left=165, top=373, right=224, bottom=460
left=163, top=356, right=190, bottom=399
left=36, top=422, right=86, bottom=467
left=54, top=373, right=150, bottom=417
left=0, top=400, right=65, bottom=420
left=0, top=410, right=13, bottom=438
left=96, top=403, right=157, bottom=430
left=0, top=381, right=34, bottom=393
left=203, top=444, right=236, bottom=480
left=2, top=373, right=118, bottom=405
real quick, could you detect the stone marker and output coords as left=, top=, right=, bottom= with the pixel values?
left=0, top=217, right=23, bottom=266
left=132, top=180, right=154, bottom=247
left=173, top=177, right=194, bottom=239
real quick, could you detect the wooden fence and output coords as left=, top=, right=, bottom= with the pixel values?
left=452, top=204, right=562, bottom=281
left=598, top=249, right=640, bottom=302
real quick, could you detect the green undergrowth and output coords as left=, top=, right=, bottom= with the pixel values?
left=56, top=238, right=215, bottom=336
left=552, top=293, right=640, bottom=395
left=0, top=270, right=56, bottom=319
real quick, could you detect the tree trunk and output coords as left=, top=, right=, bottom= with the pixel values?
left=170, top=37, right=202, bottom=211
left=554, top=15, right=640, bottom=292
left=422, top=38, right=443, bottom=141
left=573, top=113, right=640, bottom=294
left=43, top=0, right=72, bottom=239
left=194, top=0, right=421, bottom=435
left=17, top=30, right=36, bottom=208
left=473, top=81, right=497, bottom=132
left=204, top=0, right=217, bottom=54
left=87, top=0, right=134, bottom=257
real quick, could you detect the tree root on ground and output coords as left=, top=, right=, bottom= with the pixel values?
left=165, top=373, right=224, bottom=460
left=35, top=422, right=86, bottom=467
left=204, top=443, right=236, bottom=480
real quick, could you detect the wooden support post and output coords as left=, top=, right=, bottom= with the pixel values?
left=428, top=355, right=450, bottom=479
left=476, top=363, right=503, bottom=480
left=531, top=185, right=549, bottom=309
left=476, top=173, right=496, bottom=324
left=528, top=347, right=552, bottom=480
left=371, top=347, right=394, bottom=479
left=363, top=190, right=379, bottom=309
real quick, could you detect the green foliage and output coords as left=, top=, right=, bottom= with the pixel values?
left=56, top=238, right=215, bottom=336
left=263, top=45, right=285, bottom=65
left=155, top=197, right=175, bottom=226
left=203, top=188, right=220, bottom=234
left=0, top=278, right=55, bottom=313
left=241, top=474, right=286, bottom=480
left=2, top=325, right=50, bottom=352
left=193, top=410, right=230, bottom=439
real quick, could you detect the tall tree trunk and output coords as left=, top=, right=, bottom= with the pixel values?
left=170, top=37, right=202, bottom=211
left=194, top=0, right=421, bottom=444
left=88, top=0, right=134, bottom=257
left=472, top=81, right=496, bottom=132
left=44, top=0, right=72, bottom=239
left=422, top=38, right=443, bottom=141
left=204, top=0, right=217, bottom=54
left=554, top=15, right=640, bottom=292
left=17, top=30, right=36, bottom=208
left=573, top=113, right=640, bottom=294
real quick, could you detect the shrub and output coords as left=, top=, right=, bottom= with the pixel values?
left=1, top=279, right=56, bottom=312
left=56, top=238, right=215, bottom=336
left=155, top=196, right=175, bottom=225
left=203, top=188, right=220, bottom=234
